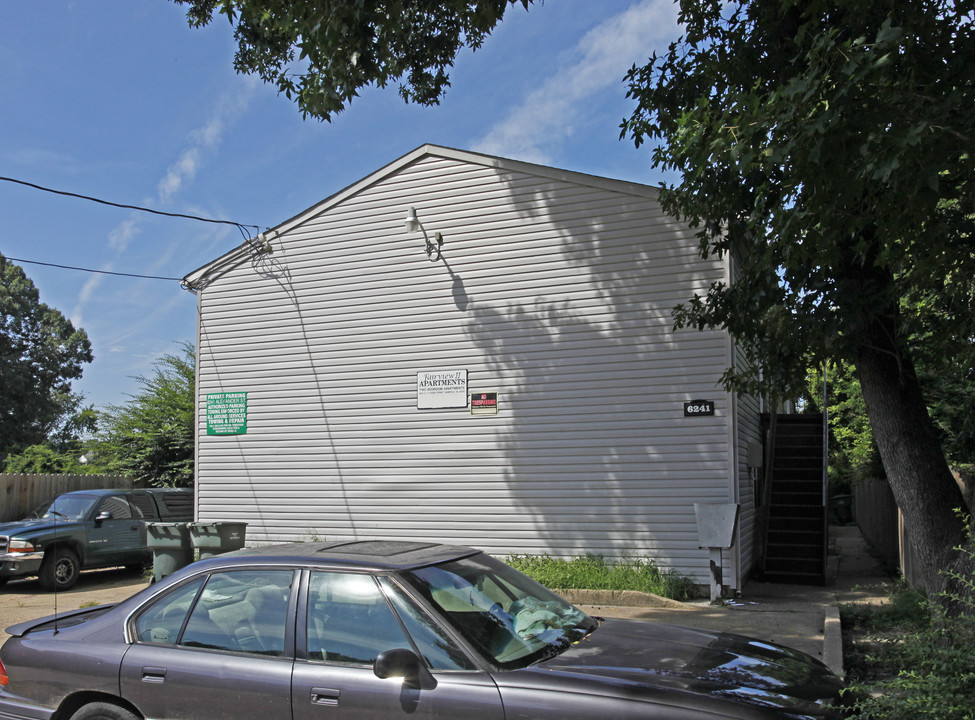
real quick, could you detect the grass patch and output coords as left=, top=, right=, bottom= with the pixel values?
left=506, top=553, right=698, bottom=602
left=841, top=523, right=975, bottom=720
left=840, top=581, right=929, bottom=633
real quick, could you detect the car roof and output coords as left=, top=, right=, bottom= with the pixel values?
left=58, top=488, right=124, bottom=497
left=212, top=540, right=481, bottom=572
left=59, top=487, right=189, bottom=496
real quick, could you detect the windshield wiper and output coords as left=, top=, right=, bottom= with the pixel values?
left=530, top=635, right=574, bottom=665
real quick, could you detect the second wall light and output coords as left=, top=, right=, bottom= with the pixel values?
left=405, top=207, right=443, bottom=262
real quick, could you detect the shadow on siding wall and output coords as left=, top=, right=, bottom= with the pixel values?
left=462, top=177, right=726, bottom=565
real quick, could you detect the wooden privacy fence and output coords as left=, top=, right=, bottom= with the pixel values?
left=854, top=473, right=972, bottom=593
left=852, top=477, right=900, bottom=571
left=852, top=476, right=927, bottom=588
left=0, top=474, right=133, bottom=523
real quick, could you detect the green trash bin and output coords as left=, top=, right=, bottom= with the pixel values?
left=189, top=521, right=247, bottom=560
left=147, top=522, right=192, bottom=583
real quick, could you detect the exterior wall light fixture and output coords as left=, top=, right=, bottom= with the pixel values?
left=404, top=207, right=443, bottom=262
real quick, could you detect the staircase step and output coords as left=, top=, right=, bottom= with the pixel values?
left=771, top=494, right=824, bottom=506
left=761, top=569, right=826, bottom=585
left=773, top=437, right=824, bottom=449
left=772, top=473, right=823, bottom=495
left=768, top=504, right=824, bottom=520
left=765, top=541, right=824, bottom=559
left=772, top=456, right=823, bottom=466
left=764, top=556, right=825, bottom=574
left=768, top=516, right=823, bottom=532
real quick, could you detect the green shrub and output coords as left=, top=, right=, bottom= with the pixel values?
left=844, top=517, right=975, bottom=720
left=506, top=553, right=698, bottom=602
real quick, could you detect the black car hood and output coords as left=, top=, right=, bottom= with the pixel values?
left=534, top=618, right=843, bottom=717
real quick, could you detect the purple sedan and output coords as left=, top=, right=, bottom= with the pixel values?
left=0, top=541, right=844, bottom=719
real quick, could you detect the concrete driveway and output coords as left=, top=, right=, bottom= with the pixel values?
left=0, top=567, right=148, bottom=644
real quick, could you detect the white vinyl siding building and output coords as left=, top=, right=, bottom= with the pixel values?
left=185, top=146, right=758, bottom=590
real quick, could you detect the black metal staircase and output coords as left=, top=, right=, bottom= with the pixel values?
left=761, top=414, right=828, bottom=585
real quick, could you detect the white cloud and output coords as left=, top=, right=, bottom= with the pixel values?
left=158, top=147, right=202, bottom=202
left=157, top=84, right=256, bottom=203
left=72, top=83, right=256, bottom=353
left=108, top=217, right=140, bottom=251
left=71, top=268, right=109, bottom=328
left=473, top=0, right=678, bottom=163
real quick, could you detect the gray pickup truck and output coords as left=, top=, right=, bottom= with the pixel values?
left=0, top=487, right=193, bottom=591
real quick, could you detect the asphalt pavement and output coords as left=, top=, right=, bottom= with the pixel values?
left=1, top=525, right=891, bottom=677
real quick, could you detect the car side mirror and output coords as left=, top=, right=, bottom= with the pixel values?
left=95, top=511, right=113, bottom=522
left=374, top=648, right=436, bottom=689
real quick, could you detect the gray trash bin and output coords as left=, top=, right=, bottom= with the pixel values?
left=189, top=521, right=247, bottom=560
left=147, top=522, right=192, bottom=583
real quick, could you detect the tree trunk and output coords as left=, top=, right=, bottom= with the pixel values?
left=855, top=325, right=972, bottom=600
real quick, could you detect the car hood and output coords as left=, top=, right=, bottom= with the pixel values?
left=534, top=618, right=843, bottom=717
left=0, top=519, right=83, bottom=536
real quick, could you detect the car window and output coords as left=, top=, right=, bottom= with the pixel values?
left=128, top=493, right=155, bottom=518
left=378, top=577, right=476, bottom=671
left=180, top=570, right=294, bottom=656
left=158, top=491, right=193, bottom=518
left=98, top=495, right=132, bottom=519
left=133, top=577, right=206, bottom=644
left=306, top=572, right=411, bottom=666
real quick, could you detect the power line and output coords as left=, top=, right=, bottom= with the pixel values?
left=0, top=175, right=260, bottom=239
left=4, top=256, right=182, bottom=282
left=0, top=174, right=263, bottom=282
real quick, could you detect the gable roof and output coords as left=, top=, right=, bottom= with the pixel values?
left=182, top=144, right=660, bottom=290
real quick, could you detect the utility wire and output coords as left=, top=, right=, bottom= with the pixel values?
left=3, top=256, right=182, bottom=282
left=0, top=174, right=263, bottom=281
left=0, top=175, right=260, bottom=239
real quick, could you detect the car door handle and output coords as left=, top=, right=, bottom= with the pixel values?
left=141, top=667, right=167, bottom=683
left=310, top=688, right=340, bottom=706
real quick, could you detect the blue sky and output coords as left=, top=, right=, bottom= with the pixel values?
left=1, top=0, right=680, bottom=410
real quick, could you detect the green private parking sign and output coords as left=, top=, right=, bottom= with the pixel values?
left=207, top=392, right=248, bottom=435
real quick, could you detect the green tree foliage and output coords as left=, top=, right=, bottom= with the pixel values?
left=90, top=343, right=196, bottom=488
left=0, top=255, right=94, bottom=459
left=172, top=0, right=533, bottom=120
left=808, top=357, right=973, bottom=493
left=908, top=292, right=975, bottom=467
left=805, top=363, right=883, bottom=489
left=2, top=444, right=91, bottom=474
left=620, top=0, right=975, bottom=596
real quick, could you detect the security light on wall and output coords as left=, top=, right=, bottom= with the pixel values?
left=404, top=207, right=443, bottom=261
left=405, top=207, right=420, bottom=233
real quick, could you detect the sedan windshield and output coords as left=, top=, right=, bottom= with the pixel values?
left=402, top=553, right=596, bottom=669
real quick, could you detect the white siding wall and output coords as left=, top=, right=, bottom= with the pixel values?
left=734, top=372, right=763, bottom=585
left=193, top=151, right=735, bottom=585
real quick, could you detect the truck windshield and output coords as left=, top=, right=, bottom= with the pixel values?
left=33, top=494, right=99, bottom=521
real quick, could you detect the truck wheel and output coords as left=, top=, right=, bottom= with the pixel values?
left=69, top=701, right=139, bottom=720
left=39, top=547, right=81, bottom=591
